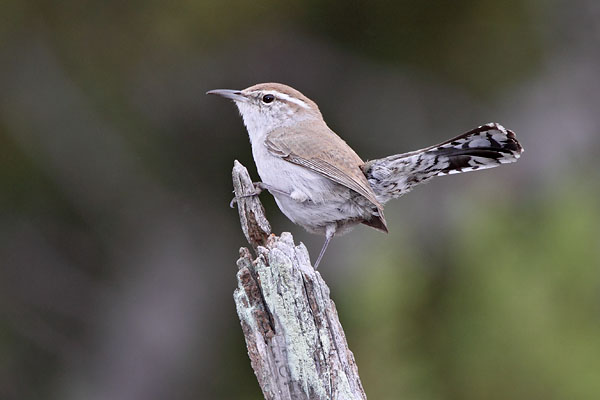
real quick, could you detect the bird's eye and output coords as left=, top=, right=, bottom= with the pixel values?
left=262, top=94, right=275, bottom=103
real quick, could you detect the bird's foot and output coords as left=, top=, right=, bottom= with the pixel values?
left=230, top=182, right=278, bottom=208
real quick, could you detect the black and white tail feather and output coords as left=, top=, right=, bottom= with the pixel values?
left=364, top=123, right=523, bottom=204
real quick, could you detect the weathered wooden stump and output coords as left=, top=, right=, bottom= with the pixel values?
left=231, top=160, right=367, bottom=400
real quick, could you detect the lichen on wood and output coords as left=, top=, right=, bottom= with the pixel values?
left=232, top=160, right=366, bottom=400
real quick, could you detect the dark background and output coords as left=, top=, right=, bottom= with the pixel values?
left=1, top=1, right=600, bottom=399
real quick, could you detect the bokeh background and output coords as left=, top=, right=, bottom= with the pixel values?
left=2, top=1, right=600, bottom=399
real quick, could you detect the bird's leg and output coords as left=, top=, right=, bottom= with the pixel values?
left=314, top=224, right=336, bottom=269
left=229, top=182, right=291, bottom=208
left=256, top=182, right=292, bottom=197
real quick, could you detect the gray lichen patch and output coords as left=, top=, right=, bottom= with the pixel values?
left=234, top=234, right=366, bottom=399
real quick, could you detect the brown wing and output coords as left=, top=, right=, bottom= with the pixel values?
left=265, top=122, right=387, bottom=231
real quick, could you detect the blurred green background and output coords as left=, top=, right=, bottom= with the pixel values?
left=1, top=1, right=600, bottom=399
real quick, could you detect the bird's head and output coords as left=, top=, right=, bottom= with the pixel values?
left=207, top=83, right=323, bottom=140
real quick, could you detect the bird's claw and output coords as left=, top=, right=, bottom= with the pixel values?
left=230, top=182, right=265, bottom=208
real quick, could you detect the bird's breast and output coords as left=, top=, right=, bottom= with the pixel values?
left=251, top=140, right=375, bottom=234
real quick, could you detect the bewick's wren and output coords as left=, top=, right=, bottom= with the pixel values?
left=208, top=83, right=523, bottom=268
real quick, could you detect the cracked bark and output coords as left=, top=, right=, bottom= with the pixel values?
left=231, top=160, right=367, bottom=400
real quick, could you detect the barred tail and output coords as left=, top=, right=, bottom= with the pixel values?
left=363, top=123, right=523, bottom=204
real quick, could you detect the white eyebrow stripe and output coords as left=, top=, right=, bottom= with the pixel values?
left=271, top=91, right=311, bottom=109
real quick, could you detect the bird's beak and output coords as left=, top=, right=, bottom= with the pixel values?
left=206, top=89, right=248, bottom=103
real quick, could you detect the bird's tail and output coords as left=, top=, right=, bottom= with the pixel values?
left=363, top=123, right=523, bottom=204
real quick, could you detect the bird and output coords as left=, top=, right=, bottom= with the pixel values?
left=207, top=83, right=523, bottom=268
